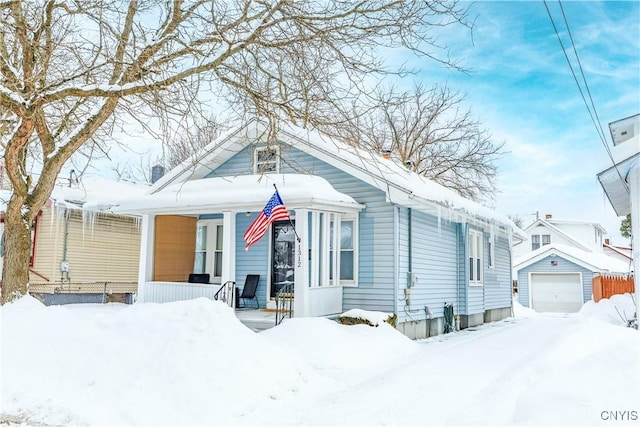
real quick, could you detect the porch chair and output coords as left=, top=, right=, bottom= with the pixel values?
left=237, top=274, right=260, bottom=309
left=188, top=273, right=210, bottom=284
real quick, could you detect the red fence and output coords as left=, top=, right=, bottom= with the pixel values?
left=592, top=275, right=635, bottom=302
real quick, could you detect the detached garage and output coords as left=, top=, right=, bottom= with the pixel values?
left=514, top=243, right=629, bottom=313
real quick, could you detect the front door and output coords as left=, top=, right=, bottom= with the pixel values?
left=271, top=220, right=295, bottom=298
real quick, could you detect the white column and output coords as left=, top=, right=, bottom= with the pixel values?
left=137, top=214, right=156, bottom=303
left=310, top=211, right=319, bottom=288
left=221, top=212, right=236, bottom=287
left=294, top=209, right=309, bottom=317
left=628, top=164, right=640, bottom=314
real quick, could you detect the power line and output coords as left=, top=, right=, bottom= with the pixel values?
left=543, top=0, right=630, bottom=193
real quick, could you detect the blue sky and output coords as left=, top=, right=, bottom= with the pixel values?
left=102, top=1, right=638, bottom=244
left=414, top=0, right=639, bottom=243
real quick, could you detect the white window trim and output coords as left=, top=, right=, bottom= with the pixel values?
left=253, top=146, right=280, bottom=173
left=469, top=229, right=483, bottom=287
left=338, top=215, right=358, bottom=287
left=531, top=233, right=551, bottom=251
left=196, top=219, right=224, bottom=283
left=488, top=233, right=495, bottom=269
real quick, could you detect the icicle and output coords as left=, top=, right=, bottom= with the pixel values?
left=437, top=205, right=442, bottom=235
left=49, top=201, right=56, bottom=234
left=134, top=215, right=142, bottom=232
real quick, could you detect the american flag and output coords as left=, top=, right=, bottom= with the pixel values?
left=243, top=190, right=290, bottom=250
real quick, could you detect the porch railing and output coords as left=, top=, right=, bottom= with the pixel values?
left=275, top=283, right=294, bottom=326
left=214, top=281, right=236, bottom=308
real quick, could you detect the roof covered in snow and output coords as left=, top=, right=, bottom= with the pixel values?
left=513, top=242, right=632, bottom=274
left=1, top=177, right=149, bottom=214
left=97, top=174, right=364, bottom=215
left=125, top=119, right=525, bottom=239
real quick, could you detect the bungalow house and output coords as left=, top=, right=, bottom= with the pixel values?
left=597, top=114, right=639, bottom=313
left=96, top=119, right=525, bottom=339
left=0, top=173, right=147, bottom=304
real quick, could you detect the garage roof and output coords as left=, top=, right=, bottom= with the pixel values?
left=513, top=243, right=632, bottom=274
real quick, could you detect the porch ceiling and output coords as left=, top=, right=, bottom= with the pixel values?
left=103, top=174, right=365, bottom=215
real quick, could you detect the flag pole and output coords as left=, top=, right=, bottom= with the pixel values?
left=274, top=183, right=301, bottom=242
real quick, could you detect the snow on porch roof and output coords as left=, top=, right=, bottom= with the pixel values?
left=92, top=174, right=364, bottom=215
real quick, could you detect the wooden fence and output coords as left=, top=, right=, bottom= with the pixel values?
left=592, top=275, right=635, bottom=302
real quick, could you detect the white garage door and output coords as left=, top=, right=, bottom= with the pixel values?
left=530, top=273, right=583, bottom=313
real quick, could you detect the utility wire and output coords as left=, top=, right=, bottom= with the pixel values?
left=543, top=0, right=630, bottom=193
left=558, top=1, right=611, bottom=149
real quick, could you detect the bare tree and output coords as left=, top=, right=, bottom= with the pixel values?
left=508, top=215, right=525, bottom=230
left=0, top=1, right=472, bottom=303
left=328, top=84, right=503, bottom=201
left=166, top=115, right=227, bottom=169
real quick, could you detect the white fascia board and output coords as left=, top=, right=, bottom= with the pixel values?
left=110, top=198, right=364, bottom=216
left=597, top=153, right=639, bottom=217
left=150, top=120, right=263, bottom=193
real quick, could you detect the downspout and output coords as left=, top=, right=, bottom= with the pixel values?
left=61, top=210, right=70, bottom=284
left=456, top=223, right=461, bottom=318
left=509, top=228, right=514, bottom=318
left=408, top=208, right=412, bottom=272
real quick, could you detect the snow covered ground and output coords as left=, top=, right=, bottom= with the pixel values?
left=1, top=294, right=638, bottom=426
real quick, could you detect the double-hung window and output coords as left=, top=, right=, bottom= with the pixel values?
left=469, top=230, right=483, bottom=286
left=329, top=218, right=356, bottom=284
left=194, top=221, right=224, bottom=282
left=254, top=146, right=279, bottom=173
left=531, top=234, right=550, bottom=251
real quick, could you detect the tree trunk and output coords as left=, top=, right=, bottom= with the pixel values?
left=1, top=194, right=33, bottom=304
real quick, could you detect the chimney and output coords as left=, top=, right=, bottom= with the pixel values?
left=381, top=149, right=391, bottom=160
left=151, top=165, right=166, bottom=184
left=545, top=214, right=552, bottom=220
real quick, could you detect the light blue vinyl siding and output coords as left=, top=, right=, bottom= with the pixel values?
left=517, top=255, right=594, bottom=308
left=234, top=212, right=271, bottom=305
left=397, top=207, right=409, bottom=317
left=483, top=236, right=512, bottom=310
left=204, top=142, right=395, bottom=311
left=457, top=223, right=468, bottom=315
left=396, top=209, right=458, bottom=323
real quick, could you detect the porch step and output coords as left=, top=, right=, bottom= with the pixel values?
left=235, top=309, right=277, bottom=332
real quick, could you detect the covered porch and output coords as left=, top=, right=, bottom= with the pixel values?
left=109, top=174, right=364, bottom=318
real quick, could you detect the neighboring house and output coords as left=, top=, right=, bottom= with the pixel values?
left=513, top=215, right=632, bottom=313
left=0, top=176, right=147, bottom=305
left=603, top=239, right=633, bottom=265
left=512, top=214, right=607, bottom=260
left=95, top=119, right=525, bottom=339
left=597, top=113, right=640, bottom=312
